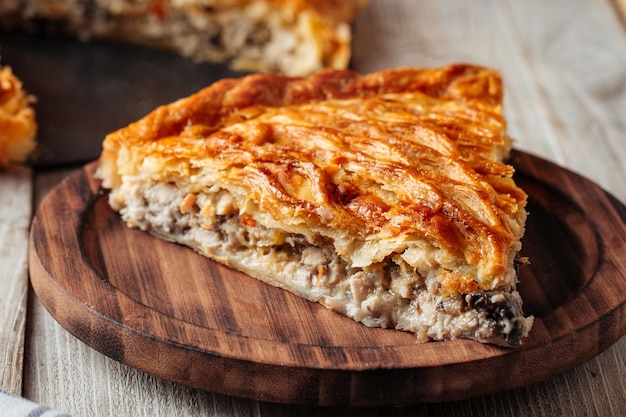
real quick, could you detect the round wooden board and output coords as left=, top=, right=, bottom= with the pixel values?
left=28, top=150, right=626, bottom=406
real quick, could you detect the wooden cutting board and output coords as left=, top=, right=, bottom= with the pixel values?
left=28, top=150, right=626, bottom=406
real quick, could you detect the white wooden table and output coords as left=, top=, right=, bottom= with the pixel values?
left=2, top=0, right=626, bottom=415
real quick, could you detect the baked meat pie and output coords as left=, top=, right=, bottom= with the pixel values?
left=96, top=64, right=533, bottom=346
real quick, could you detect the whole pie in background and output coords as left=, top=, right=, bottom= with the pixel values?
left=0, top=0, right=367, bottom=76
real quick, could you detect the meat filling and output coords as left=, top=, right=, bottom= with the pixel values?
left=112, top=180, right=531, bottom=346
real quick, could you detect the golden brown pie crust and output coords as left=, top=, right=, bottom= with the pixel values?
left=98, top=64, right=532, bottom=346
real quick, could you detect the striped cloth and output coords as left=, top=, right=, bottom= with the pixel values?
left=0, top=389, right=71, bottom=417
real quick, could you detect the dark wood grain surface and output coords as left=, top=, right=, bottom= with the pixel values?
left=28, top=150, right=626, bottom=406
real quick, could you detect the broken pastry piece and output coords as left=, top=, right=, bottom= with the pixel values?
left=96, top=64, right=533, bottom=346
left=0, top=0, right=367, bottom=76
left=0, top=65, right=36, bottom=168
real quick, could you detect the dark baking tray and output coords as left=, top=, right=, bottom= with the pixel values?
left=0, top=30, right=243, bottom=167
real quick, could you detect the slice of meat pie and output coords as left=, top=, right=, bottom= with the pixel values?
left=96, top=64, right=533, bottom=346
left=0, top=0, right=366, bottom=76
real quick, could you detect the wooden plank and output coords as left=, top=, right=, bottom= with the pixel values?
left=0, top=167, right=32, bottom=395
